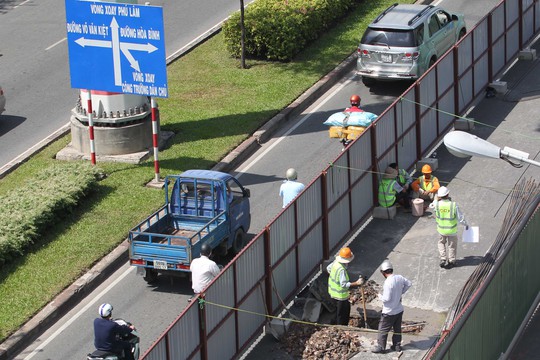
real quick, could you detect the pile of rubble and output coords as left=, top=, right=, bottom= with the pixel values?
left=280, top=323, right=363, bottom=359
left=349, top=280, right=380, bottom=306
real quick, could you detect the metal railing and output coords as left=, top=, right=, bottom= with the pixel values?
left=141, top=0, right=540, bottom=358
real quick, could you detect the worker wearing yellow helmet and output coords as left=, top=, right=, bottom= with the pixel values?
left=411, top=164, right=440, bottom=202
left=327, top=247, right=365, bottom=325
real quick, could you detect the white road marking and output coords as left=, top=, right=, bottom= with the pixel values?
left=13, top=0, right=32, bottom=9
left=45, top=38, right=67, bottom=51
left=23, top=266, right=135, bottom=360
left=235, top=76, right=355, bottom=179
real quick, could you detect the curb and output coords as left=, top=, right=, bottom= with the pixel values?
left=0, top=52, right=358, bottom=360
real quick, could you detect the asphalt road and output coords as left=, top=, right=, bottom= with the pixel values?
left=10, top=0, right=503, bottom=358
left=0, top=0, right=249, bottom=172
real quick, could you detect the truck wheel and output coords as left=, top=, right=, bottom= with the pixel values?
left=143, top=269, right=158, bottom=284
left=232, top=228, right=246, bottom=254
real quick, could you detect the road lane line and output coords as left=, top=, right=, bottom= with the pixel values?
left=13, top=0, right=32, bottom=9
left=235, top=76, right=355, bottom=178
left=23, top=266, right=135, bottom=360
left=45, top=38, right=67, bottom=51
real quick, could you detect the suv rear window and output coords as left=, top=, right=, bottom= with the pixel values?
left=361, top=28, right=417, bottom=47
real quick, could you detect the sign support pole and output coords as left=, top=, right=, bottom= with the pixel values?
left=151, top=97, right=160, bottom=182
left=86, top=90, right=96, bottom=165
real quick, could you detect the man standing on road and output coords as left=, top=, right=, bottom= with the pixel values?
left=327, top=247, right=365, bottom=325
left=372, top=260, right=412, bottom=354
left=279, top=168, right=305, bottom=208
left=434, top=186, right=468, bottom=269
left=411, top=164, right=440, bottom=202
left=190, top=243, right=221, bottom=297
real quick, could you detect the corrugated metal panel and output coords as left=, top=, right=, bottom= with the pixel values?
left=395, top=89, right=416, bottom=137
left=328, top=198, right=351, bottom=251
left=207, top=315, right=236, bottom=360
left=492, top=4, right=506, bottom=40
left=143, top=339, right=167, bottom=360
left=296, top=177, right=322, bottom=238
left=168, top=305, right=201, bottom=360
left=236, top=235, right=265, bottom=300
left=298, top=223, right=323, bottom=281
left=437, top=90, right=455, bottom=131
left=350, top=176, right=373, bottom=225
left=473, top=56, right=489, bottom=96
left=349, top=132, right=372, bottom=184
left=522, top=2, right=535, bottom=41
left=437, top=54, right=454, bottom=94
left=237, top=283, right=267, bottom=349
left=419, top=69, right=437, bottom=110
left=271, top=251, right=297, bottom=313
left=457, top=69, right=473, bottom=115
left=506, top=0, right=519, bottom=26
left=375, top=113, right=395, bottom=156
left=506, top=25, right=520, bottom=62
left=325, top=156, right=349, bottom=207
left=205, top=268, right=235, bottom=333
left=473, top=20, right=489, bottom=62
left=420, top=107, right=437, bottom=155
left=396, top=129, right=417, bottom=172
left=269, top=207, right=295, bottom=266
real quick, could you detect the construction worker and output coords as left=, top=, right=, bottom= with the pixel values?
left=327, top=247, right=365, bottom=325
left=378, top=167, right=411, bottom=210
left=388, top=163, right=412, bottom=191
left=411, top=164, right=440, bottom=202
left=372, top=260, right=412, bottom=354
left=345, top=94, right=364, bottom=112
left=434, top=186, right=468, bottom=269
left=279, top=168, right=305, bottom=208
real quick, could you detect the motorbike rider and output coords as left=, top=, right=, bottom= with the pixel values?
left=94, top=303, right=135, bottom=360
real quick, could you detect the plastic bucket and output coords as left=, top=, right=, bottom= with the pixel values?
left=412, top=198, right=424, bottom=217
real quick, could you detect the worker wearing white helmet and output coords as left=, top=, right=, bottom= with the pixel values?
left=372, top=260, right=412, bottom=354
left=279, top=168, right=305, bottom=208
left=434, top=186, right=468, bottom=269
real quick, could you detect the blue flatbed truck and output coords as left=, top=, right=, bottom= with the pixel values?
left=128, top=170, right=251, bottom=283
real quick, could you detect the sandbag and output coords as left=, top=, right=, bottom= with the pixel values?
left=323, top=111, right=377, bottom=127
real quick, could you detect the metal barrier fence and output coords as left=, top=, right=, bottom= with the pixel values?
left=141, top=0, right=540, bottom=358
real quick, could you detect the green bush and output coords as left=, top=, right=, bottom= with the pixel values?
left=223, top=0, right=357, bottom=61
left=0, top=163, right=101, bottom=264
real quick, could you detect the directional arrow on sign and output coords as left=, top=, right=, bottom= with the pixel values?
left=74, top=17, right=160, bottom=85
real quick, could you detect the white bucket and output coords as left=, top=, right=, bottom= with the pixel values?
left=412, top=198, right=424, bottom=217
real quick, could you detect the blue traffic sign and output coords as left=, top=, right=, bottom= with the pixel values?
left=65, top=0, right=168, bottom=98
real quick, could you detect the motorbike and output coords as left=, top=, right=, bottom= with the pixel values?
left=87, top=319, right=140, bottom=360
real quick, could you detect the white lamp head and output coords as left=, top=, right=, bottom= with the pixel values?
left=443, top=131, right=501, bottom=159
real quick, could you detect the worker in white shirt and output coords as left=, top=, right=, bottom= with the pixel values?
left=279, top=168, right=305, bottom=208
left=190, top=243, right=221, bottom=299
left=372, top=260, right=412, bottom=354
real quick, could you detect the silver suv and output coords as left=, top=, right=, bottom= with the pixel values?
left=357, top=3, right=466, bottom=86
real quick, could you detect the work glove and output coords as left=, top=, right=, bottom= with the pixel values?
left=357, top=275, right=366, bottom=286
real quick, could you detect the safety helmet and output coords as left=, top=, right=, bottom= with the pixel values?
left=286, top=168, right=298, bottom=181
left=98, top=303, right=113, bottom=318
left=350, top=94, right=361, bottom=106
left=380, top=260, right=393, bottom=272
left=200, top=243, right=212, bottom=257
left=438, top=186, right=450, bottom=197
left=421, top=164, right=432, bottom=174
left=337, top=247, right=354, bottom=263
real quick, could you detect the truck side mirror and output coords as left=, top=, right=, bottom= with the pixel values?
left=243, top=188, right=251, bottom=198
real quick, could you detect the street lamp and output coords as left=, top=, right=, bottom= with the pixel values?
left=443, top=131, right=540, bottom=168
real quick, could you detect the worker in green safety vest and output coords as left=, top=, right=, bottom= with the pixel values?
left=378, top=167, right=411, bottom=210
left=327, top=247, right=365, bottom=325
left=434, top=186, right=468, bottom=269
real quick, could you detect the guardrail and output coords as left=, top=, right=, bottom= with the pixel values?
left=141, top=0, right=540, bottom=358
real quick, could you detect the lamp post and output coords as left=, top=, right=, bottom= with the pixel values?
left=443, top=131, right=540, bottom=168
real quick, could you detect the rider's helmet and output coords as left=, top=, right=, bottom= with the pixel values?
left=98, top=303, right=113, bottom=318
left=380, top=260, right=393, bottom=272
left=350, top=94, right=361, bottom=106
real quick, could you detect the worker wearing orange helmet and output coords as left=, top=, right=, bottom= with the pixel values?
left=411, top=164, right=440, bottom=202
left=327, top=247, right=365, bottom=325
left=345, top=94, right=364, bottom=113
